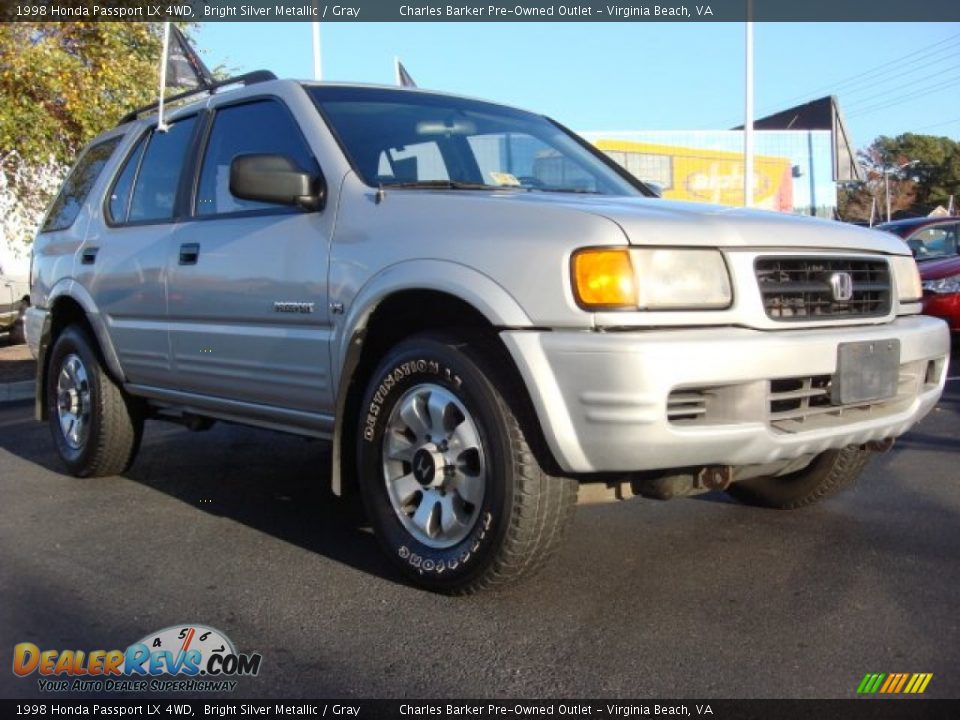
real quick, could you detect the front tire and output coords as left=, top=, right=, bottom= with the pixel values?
left=357, top=334, right=577, bottom=594
left=726, top=446, right=873, bottom=509
left=46, top=325, right=144, bottom=477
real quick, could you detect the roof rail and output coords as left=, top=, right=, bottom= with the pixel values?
left=117, top=70, right=278, bottom=125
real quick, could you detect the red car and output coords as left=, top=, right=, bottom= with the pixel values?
left=877, top=216, right=960, bottom=334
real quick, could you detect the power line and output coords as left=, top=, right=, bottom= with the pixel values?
left=844, top=70, right=960, bottom=112
left=752, top=32, right=960, bottom=117
left=846, top=76, right=960, bottom=119
left=839, top=55, right=960, bottom=100
left=914, top=116, right=960, bottom=132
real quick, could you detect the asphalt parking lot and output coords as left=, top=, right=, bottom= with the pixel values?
left=1, top=352, right=958, bottom=700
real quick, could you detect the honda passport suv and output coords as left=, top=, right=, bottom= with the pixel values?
left=26, top=74, right=950, bottom=593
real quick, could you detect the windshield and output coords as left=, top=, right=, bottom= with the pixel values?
left=306, top=86, right=647, bottom=197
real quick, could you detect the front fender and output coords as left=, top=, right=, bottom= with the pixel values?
left=328, top=259, right=534, bottom=495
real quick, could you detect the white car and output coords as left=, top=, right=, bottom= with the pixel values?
left=1, top=263, right=29, bottom=344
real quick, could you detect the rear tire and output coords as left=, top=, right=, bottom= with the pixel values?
left=356, top=334, right=577, bottom=594
left=46, top=325, right=144, bottom=477
left=726, top=446, right=873, bottom=509
left=9, top=302, right=26, bottom=345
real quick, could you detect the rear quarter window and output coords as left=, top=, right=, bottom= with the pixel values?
left=41, top=137, right=122, bottom=232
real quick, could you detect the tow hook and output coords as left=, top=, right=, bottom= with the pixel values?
left=697, top=465, right=734, bottom=491
left=866, top=438, right=896, bottom=453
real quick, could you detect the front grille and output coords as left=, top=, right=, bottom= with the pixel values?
left=666, top=389, right=708, bottom=424
left=755, top=257, right=891, bottom=320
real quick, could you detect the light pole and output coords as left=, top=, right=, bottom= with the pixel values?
left=744, top=5, right=754, bottom=208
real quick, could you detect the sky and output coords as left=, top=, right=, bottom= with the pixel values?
left=196, top=21, right=960, bottom=149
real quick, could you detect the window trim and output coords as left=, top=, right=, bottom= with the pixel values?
left=102, top=113, right=202, bottom=229
left=40, top=136, right=122, bottom=234
left=187, top=94, right=324, bottom=221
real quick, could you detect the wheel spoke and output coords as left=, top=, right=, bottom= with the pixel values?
left=426, top=390, right=451, bottom=436
left=385, top=430, right=416, bottom=463
left=447, top=419, right=481, bottom=456
left=411, top=494, right=440, bottom=538
left=399, top=393, right=431, bottom=439
left=391, top=472, right=422, bottom=506
left=439, top=494, right=469, bottom=535
left=451, top=469, right=483, bottom=506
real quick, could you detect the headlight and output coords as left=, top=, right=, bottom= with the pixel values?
left=572, top=247, right=732, bottom=310
left=922, top=273, right=960, bottom=295
left=632, top=248, right=732, bottom=309
left=889, top=255, right=922, bottom=302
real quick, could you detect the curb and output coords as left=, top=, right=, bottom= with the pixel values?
left=0, top=380, right=34, bottom=403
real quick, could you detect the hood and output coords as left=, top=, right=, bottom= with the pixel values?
left=918, top=254, right=960, bottom=280
left=409, top=191, right=912, bottom=255
left=564, top=195, right=910, bottom=255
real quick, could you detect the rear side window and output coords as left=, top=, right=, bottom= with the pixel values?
left=118, top=116, right=198, bottom=224
left=196, top=100, right=317, bottom=216
left=107, top=134, right=148, bottom=223
left=42, top=137, right=121, bottom=232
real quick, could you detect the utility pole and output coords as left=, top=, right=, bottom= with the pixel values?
left=744, top=5, right=754, bottom=208
left=311, top=20, right=322, bottom=80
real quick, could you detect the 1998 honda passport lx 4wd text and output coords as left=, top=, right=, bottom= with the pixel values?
left=27, top=73, right=949, bottom=593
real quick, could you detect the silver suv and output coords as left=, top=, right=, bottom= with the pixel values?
left=27, top=75, right=949, bottom=593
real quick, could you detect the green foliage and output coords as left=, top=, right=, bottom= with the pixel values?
left=0, top=23, right=188, bottom=164
left=839, top=133, right=960, bottom=221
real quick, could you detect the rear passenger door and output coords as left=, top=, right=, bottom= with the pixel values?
left=82, top=115, right=199, bottom=389
left=167, top=98, right=334, bottom=414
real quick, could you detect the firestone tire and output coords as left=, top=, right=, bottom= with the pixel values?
left=726, top=446, right=873, bottom=509
left=46, top=325, right=144, bottom=478
left=356, top=334, right=577, bottom=594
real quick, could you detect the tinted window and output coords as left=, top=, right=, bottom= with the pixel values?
left=127, top=116, right=197, bottom=223
left=42, top=137, right=121, bottom=232
left=196, top=100, right=317, bottom=216
left=908, top=224, right=958, bottom=260
left=107, top=134, right=148, bottom=223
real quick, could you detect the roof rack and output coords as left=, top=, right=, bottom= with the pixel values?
left=118, top=70, right=278, bottom=125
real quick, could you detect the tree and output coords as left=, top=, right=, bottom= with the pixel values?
left=839, top=133, right=960, bottom=222
left=0, top=23, right=197, bottom=260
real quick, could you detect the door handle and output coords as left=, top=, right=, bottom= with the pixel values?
left=80, top=247, right=98, bottom=265
left=179, top=243, right=200, bottom=265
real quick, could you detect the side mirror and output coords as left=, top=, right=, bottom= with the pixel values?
left=230, top=154, right=325, bottom=211
left=645, top=181, right=664, bottom=198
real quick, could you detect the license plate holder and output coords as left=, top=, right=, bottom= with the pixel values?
left=832, top=339, right=900, bottom=405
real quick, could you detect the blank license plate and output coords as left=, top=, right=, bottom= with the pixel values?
left=832, top=340, right=900, bottom=405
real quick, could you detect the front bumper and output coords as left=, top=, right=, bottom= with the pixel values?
left=501, top=316, right=950, bottom=474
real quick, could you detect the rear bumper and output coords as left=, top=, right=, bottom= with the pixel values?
left=501, top=316, right=950, bottom=474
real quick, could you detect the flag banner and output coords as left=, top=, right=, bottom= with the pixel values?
left=166, top=24, right=214, bottom=90
left=396, top=60, right=417, bottom=88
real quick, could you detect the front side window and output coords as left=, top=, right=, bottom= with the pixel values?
left=42, top=137, right=121, bottom=232
left=196, top=100, right=318, bottom=216
left=908, top=224, right=958, bottom=260
left=124, top=115, right=198, bottom=223
left=307, top=86, right=645, bottom=196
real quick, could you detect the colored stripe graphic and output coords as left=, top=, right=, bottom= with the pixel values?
left=857, top=672, right=932, bottom=694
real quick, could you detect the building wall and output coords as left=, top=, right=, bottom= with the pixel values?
left=579, top=130, right=838, bottom=218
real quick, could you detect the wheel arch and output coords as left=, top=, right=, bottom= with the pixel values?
left=329, top=270, right=556, bottom=496
left=36, top=281, right=125, bottom=421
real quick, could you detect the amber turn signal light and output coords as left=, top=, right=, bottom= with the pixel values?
left=572, top=248, right=637, bottom=309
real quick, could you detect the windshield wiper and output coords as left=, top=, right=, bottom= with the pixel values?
left=383, top=180, right=508, bottom=191
left=534, top=187, right=603, bottom=195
